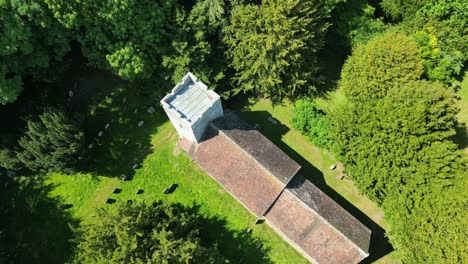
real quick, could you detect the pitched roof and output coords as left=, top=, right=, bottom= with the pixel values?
left=210, top=111, right=301, bottom=185
left=287, top=175, right=371, bottom=253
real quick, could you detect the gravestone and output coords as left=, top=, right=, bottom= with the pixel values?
left=98, top=131, right=103, bottom=137
left=137, top=121, right=144, bottom=127
left=135, top=189, right=144, bottom=195
left=106, top=198, right=116, bottom=204
left=88, top=144, right=93, bottom=149
left=105, top=123, right=110, bottom=129
left=147, top=106, right=156, bottom=114
left=112, top=188, right=122, bottom=194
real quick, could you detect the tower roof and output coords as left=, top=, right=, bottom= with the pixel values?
left=161, top=72, right=220, bottom=123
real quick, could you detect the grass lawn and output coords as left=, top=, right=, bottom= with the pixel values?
left=235, top=97, right=399, bottom=264
left=41, top=75, right=308, bottom=263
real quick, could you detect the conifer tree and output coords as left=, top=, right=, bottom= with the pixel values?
left=16, top=107, right=84, bottom=173
left=71, top=202, right=222, bottom=263
left=224, top=0, right=329, bottom=103
left=340, top=32, right=424, bottom=101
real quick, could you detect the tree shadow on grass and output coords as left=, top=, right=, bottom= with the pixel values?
left=451, top=122, right=468, bottom=150
left=177, top=204, right=273, bottom=264
left=78, top=79, right=171, bottom=178
left=0, top=175, right=77, bottom=264
left=236, top=110, right=393, bottom=263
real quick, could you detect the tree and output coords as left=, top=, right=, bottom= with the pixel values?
left=329, top=79, right=467, bottom=262
left=330, top=80, right=458, bottom=201
left=224, top=0, right=329, bottom=103
left=380, top=0, right=467, bottom=83
left=44, top=0, right=177, bottom=81
left=0, top=0, right=69, bottom=104
left=71, top=202, right=222, bottom=263
left=292, top=99, right=331, bottom=149
left=16, top=107, right=84, bottom=173
left=161, top=0, right=228, bottom=90
left=340, top=32, right=424, bottom=102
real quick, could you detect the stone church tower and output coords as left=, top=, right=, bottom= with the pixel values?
left=161, top=72, right=224, bottom=143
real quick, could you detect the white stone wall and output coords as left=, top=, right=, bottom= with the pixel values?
left=161, top=72, right=224, bottom=144
left=191, top=99, right=224, bottom=142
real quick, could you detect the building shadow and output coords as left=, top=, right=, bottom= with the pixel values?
left=0, top=175, right=77, bottom=263
left=236, top=109, right=394, bottom=263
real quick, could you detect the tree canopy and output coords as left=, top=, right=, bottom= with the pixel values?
left=0, top=0, right=69, bottom=104
left=340, top=32, right=424, bottom=101
left=71, top=202, right=222, bottom=264
left=224, top=0, right=329, bottom=103
left=16, top=107, right=84, bottom=173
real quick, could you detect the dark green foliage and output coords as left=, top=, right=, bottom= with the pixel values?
left=340, top=32, right=424, bottom=101
left=0, top=176, right=74, bottom=263
left=71, top=202, right=222, bottom=263
left=224, top=0, right=329, bottom=103
left=330, top=0, right=386, bottom=48
left=331, top=80, right=458, bottom=201
left=162, top=0, right=227, bottom=90
left=383, top=0, right=467, bottom=83
left=0, top=148, right=21, bottom=170
left=0, top=0, right=69, bottom=104
left=44, top=0, right=177, bottom=80
left=292, top=99, right=331, bottom=149
left=16, top=107, right=84, bottom=173
left=329, top=80, right=467, bottom=262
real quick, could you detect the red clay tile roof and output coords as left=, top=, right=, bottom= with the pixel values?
left=186, top=125, right=285, bottom=217
left=287, top=175, right=371, bottom=254
left=266, top=188, right=368, bottom=264
left=209, top=111, right=301, bottom=185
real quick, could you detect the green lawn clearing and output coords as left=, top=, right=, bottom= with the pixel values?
left=42, top=79, right=309, bottom=263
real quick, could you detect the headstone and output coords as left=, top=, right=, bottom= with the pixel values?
left=137, top=121, right=144, bottom=127
left=59, top=204, right=72, bottom=210
left=6, top=171, right=15, bottom=178
left=105, top=198, right=116, bottom=204
left=111, top=118, right=115, bottom=123
left=163, top=183, right=178, bottom=194
left=256, top=244, right=263, bottom=249
left=267, top=116, right=278, bottom=124
left=246, top=228, right=252, bottom=234
left=68, top=90, right=74, bottom=97
left=124, top=139, right=130, bottom=145
left=135, top=189, right=144, bottom=195
left=329, top=164, right=337, bottom=170
left=133, top=108, right=138, bottom=114
left=239, top=257, right=246, bottom=263
left=122, top=97, right=127, bottom=103
left=88, top=144, right=94, bottom=149
left=339, top=174, right=346, bottom=180
left=121, top=175, right=130, bottom=181
left=112, top=188, right=122, bottom=194
left=98, top=131, right=103, bottom=137
left=127, top=199, right=133, bottom=205
left=147, top=106, right=156, bottom=114
left=105, top=123, right=110, bottom=129
left=132, top=164, right=140, bottom=170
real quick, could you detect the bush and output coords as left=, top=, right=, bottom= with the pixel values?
left=292, top=99, right=331, bottom=149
